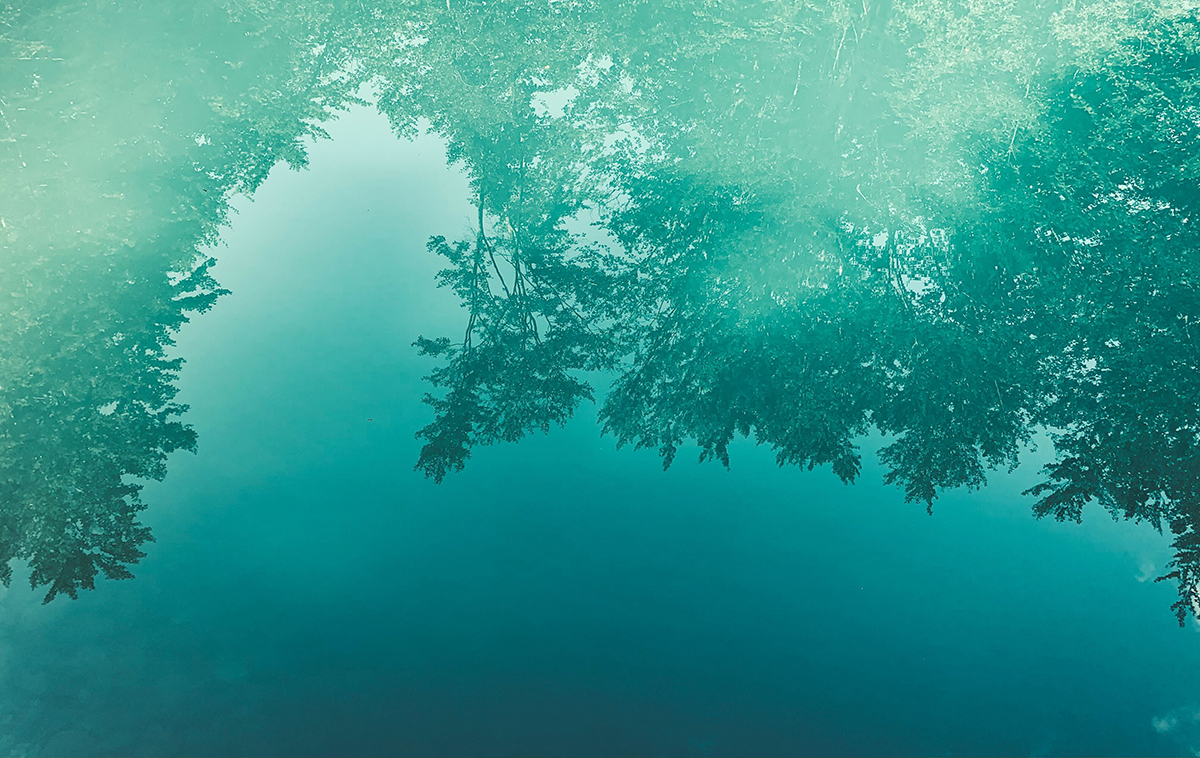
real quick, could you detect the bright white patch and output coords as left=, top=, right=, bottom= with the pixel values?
left=530, top=86, right=578, bottom=119
left=1136, top=561, right=1155, bottom=583
left=901, top=274, right=933, bottom=296
left=1154, top=716, right=1178, bottom=734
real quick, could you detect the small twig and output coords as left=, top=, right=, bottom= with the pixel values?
left=790, top=56, right=803, bottom=104
left=831, top=26, right=848, bottom=80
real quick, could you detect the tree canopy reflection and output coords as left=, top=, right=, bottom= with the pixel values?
left=392, top=0, right=1200, bottom=624
left=5, top=0, right=1200, bottom=623
left=0, top=0, right=371, bottom=601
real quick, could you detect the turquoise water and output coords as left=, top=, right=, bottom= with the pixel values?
left=5, top=3, right=1200, bottom=755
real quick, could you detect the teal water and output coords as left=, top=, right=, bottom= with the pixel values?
left=5, top=2, right=1200, bottom=755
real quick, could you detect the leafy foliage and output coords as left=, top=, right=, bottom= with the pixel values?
left=8, top=0, right=1200, bottom=623
left=385, top=0, right=1200, bottom=623
left=0, top=0, right=371, bottom=601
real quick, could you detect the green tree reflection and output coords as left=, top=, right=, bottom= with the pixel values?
left=394, top=1, right=1200, bottom=623
left=5, top=0, right=1200, bottom=625
left=0, top=0, right=371, bottom=601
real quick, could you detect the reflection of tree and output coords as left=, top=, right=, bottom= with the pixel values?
left=0, top=256, right=225, bottom=601
left=0, top=0, right=372, bottom=601
left=8, top=0, right=1200, bottom=623
left=412, top=226, right=624, bottom=482
left=395, top=3, right=1200, bottom=623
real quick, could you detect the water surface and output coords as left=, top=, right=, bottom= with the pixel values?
left=4, top=3, right=1200, bottom=755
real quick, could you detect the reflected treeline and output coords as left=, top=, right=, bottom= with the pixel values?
left=5, top=0, right=1200, bottom=623
left=0, top=0, right=374, bottom=600
left=390, top=1, right=1200, bottom=623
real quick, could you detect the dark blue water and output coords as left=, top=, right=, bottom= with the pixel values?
left=3, top=107, right=1199, bottom=757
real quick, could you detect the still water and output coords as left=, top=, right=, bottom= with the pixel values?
left=5, top=2, right=1200, bottom=755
